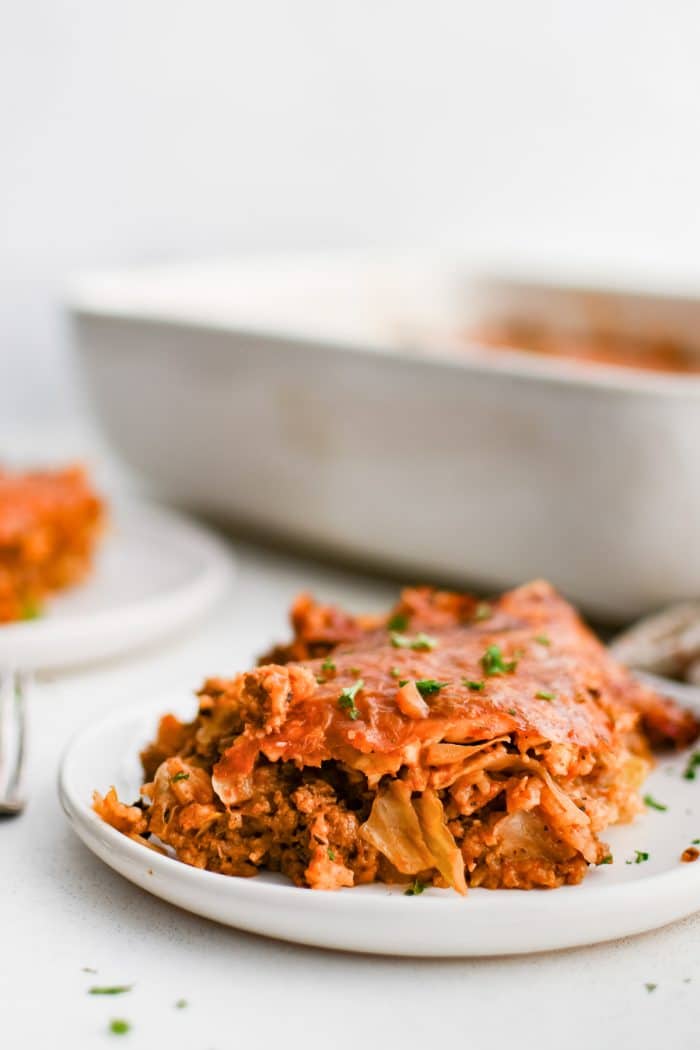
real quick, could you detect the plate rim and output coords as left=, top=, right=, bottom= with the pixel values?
left=59, top=688, right=700, bottom=954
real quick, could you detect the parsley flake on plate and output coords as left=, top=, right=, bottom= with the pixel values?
left=109, top=1019, right=130, bottom=1035
left=170, top=772, right=190, bottom=783
left=643, top=794, right=667, bottom=812
left=321, top=656, right=336, bottom=673
left=535, top=690, right=556, bottom=701
left=89, top=986, right=132, bottom=996
left=20, top=597, right=42, bottom=621
left=387, top=612, right=409, bottom=632
left=534, top=634, right=550, bottom=646
left=683, top=752, right=700, bottom=780
left=404, top=879, right=426, bottom=896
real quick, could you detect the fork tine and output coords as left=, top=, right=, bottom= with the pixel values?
left=0, top=669, right=29, bottom=816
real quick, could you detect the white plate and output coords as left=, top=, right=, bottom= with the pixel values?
left=59, top=678, right=700, bottom=957
left=0, top=503, right=234, bottom=670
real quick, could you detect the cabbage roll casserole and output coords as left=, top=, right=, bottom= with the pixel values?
left=94, top=581, right=699, bottom=893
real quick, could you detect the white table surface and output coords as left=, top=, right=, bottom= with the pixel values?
left=3, top=433, right=700, bottom=1050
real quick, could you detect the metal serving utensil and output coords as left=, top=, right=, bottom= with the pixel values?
left=609, top=602, right=700, bottom=681
left=0, top=669, right=29, bottom=815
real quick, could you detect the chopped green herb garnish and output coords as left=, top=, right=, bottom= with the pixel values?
left=507, top=708, right=517, bottom=716
left=109, top=1019, right=131, bottom=1035
left=170, top=772, right=190, bottom=783
left=175, top=999, right=187, bottom=1010
left=404, top=878, right=426, bottom=896
left=387, top=612, right=409, bottom=632
left=338, top=679, right=364, bottom=720
left=390, top=631, right=437, bottom=651
left=643, top=794, right=667, bottom=812
left=327, top=848, right=336, bottom=861
left=474, top=602, right=492, bottom=622
left=89, top=986, right=132, bottom=996
left=321, top=656, right=336, bottom=673
left=535, top=634, right=550, bottom=646
left=598, top=854, right=613, bottom=865
left=693, top=839, right=700, bottom=845
left=413, top=679, right=449, bottom=696
left=389, top=666, right=402, bottom=678
left=463, top=679, right=484, bottom=691
left=628, top=850, right=649, bottom=865
left=398, top=678, right=448, bottom=696
left=20, top=597, right=41, bottom=621
left=645, top=983, right=657, bottom=993
left=481, top=644, right=517, bottom=676
left=536, top=690, right=555, bottom=701
left=683, top=752, right=700, bottom=780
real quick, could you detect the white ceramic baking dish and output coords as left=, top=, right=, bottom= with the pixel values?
left=68, top=256, right=700, bottom=622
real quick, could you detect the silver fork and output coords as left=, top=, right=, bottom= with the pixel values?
left=0, top=669, right=29, bottom=815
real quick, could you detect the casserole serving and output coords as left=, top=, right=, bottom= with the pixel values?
left=0, top=465, right=104, bottom=622
left=94, top=580, right=698, bottom=894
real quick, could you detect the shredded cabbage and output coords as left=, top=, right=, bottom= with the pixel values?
left=424, top=737, right=509, bottom=766
left=493, top=810, right=570, bottom=863
left=361, top=781, right=467, bottom=892
left=360, top=780, right=434, bottom=873
left=447, top=750, right=599, bottom=863
left=361, top=742, right=600, bottom=889
left=414, top=789, right=467, bottom=894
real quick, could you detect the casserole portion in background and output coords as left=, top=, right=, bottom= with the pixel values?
left=69, top=256, right=700, bottom=622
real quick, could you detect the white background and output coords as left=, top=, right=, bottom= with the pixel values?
left=5, top=8, right=700, bottom=1045
left=4, top=0, right=700, bottom=420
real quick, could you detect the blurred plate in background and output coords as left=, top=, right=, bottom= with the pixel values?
left=0, top=502, right=234, bottom=670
